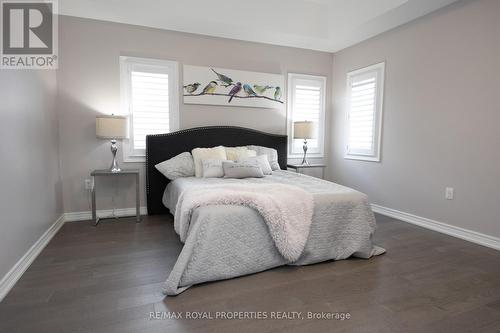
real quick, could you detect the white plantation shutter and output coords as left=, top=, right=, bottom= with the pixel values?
left=120, top=57, right=179, bottom=161
left=293, top=84, right=320, bottom=149
left=345, top=63, right=384, bottom=161
left=348, top=77, right=376, bottom=151
left=288, top=74, right=326, bottom=157
left=130, top=71, right=170, bottom=150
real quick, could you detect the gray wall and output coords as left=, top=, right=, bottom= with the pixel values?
left=330, top=0, right=500, bottom=238
left=0, top=70, right=62, bottom=280
left=57, top=15, right=333, bottom=213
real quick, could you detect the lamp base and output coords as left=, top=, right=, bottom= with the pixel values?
left=110, top=139, right=121, bottom=172
left=301, top=139, right=309, bottom=165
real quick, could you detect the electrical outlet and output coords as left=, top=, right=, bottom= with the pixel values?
left=84, top=179, right=92, bottom=190
left=445, top=187, right=454, bottom=200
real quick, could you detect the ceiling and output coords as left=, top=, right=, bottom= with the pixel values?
left=59, top=0, right=460, bottom=53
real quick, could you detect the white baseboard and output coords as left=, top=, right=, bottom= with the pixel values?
left=371, top=204, right=500, bottom=251
left=64, top=206, right=148, bottom=222
left=0, top=214, right=65, bottom=302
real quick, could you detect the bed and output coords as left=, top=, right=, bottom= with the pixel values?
left=146, top=126, right=384, bottom=295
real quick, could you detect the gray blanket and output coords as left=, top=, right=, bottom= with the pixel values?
left=162, top=170, right=385, bottom=295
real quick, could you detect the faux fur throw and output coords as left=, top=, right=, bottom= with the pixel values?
left=174, top=183, right=314, bottom=262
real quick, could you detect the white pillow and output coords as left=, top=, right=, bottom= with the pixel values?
left=222, top=160, right=264, bottom=179
left=202, top=159, right=231, bottom=178
left=240, top=155, right=272, bottom=175
left=246, top=145, right=280, bottom=170
left=155, top=152, right=195, bottom=180
left=225, top=146, right=257, bottom=161
left=192, top=146, right=227, bottom=177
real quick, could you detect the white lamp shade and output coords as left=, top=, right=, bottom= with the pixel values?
left=293, top=121, right=317, bottom=139
left=96, top=116, right=128, bottom=139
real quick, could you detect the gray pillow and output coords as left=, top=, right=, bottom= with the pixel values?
left=222, top=160, right=264, bottom=179
left=202, top=159, right=231, bottom=178
left=155, top=152, right=195, bottom=180
left=240, top=155, right=272, bottom=175
left=246, top=145, right=280, bottom=170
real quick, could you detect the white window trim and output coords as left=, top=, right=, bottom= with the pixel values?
left=287, top=73, right=326, bottom=159
left=344, top=62, right=385, bottom=162
left=120, top=56, right=179, bottom=163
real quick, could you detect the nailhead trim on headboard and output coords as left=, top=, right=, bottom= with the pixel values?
left=147, top=125, right=287, bottom=138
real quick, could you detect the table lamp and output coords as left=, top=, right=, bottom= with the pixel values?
left=96, top=115, right=128, bottom=172
left=293, top=121, right=317, bottom=165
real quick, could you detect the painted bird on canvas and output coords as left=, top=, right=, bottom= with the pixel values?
left=184, top=82, right=201, bottom=94
left=243, top=84, right=257, bottom=96
left=202, top=81, right=218, bottom=94
left=211, top=68, right=233, bottom=87
left=228, top=82, right=242, bottom=103
left=253, top=84, right=273, bottom=95
left=274, top=86, right=282, bottom=101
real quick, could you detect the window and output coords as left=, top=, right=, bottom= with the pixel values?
left=287, top=73, right=326, bottom=158
left=345, top=62, right=385, bottom=162
left=120, top=56, right=179, bottom=162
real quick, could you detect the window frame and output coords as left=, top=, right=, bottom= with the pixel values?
left=120, top=56, right=179, bottom=163
left=287, top=73, right=326, bottom=159
left=344, top=62, right=385, bottom=162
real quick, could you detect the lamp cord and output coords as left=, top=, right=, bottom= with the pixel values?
left=111, top=176, right=118, bottom=218
left=87, top=177, right=118, bottom=220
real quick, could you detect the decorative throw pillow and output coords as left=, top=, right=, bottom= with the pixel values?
left=225, top=146, right=257, bottom=161
left=222, top=160, right=264, bottom=179
left=240, top=155, right=273, bottom=175
left=202, top=159, right=231, bottom=178
left=246, top=145, right=280, bottom=170
left=155, top=152, right=195, bottom=180
left=192, top=146, right=227, bottom=177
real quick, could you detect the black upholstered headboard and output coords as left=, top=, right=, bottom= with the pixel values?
left=146, top=126, right=288, bottom=215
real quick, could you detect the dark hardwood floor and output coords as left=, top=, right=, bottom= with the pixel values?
left=1, top=214, right=500, bottom=332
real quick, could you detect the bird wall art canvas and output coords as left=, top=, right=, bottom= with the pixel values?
left=183, top=65, right=285, bottom=109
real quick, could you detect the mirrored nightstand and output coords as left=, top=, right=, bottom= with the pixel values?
left=287, top=164, right=326, bottom=179
left=90, top=169, right=140, bottom=226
